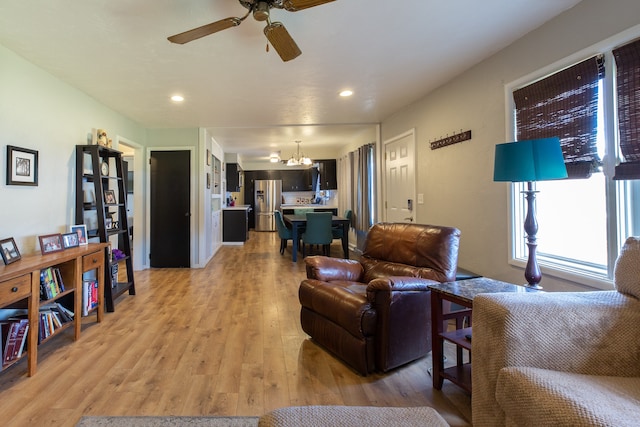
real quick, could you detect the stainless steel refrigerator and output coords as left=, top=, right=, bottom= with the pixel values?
left=254, top=179, right=282, bottom=231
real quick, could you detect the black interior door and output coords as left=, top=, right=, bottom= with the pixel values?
left=150, top=150, right=190, bottom=267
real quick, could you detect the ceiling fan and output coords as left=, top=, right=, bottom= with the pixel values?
left=167, top=0, right=335, bottom=62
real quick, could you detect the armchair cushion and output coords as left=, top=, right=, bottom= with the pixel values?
left=472, top=290, right=640, bottom=426
left=495, top=367, right=640, bottom=427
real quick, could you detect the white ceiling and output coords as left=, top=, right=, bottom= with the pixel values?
left=0, top=0, right=582, bottom=163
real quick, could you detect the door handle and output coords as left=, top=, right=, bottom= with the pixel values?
left=404, top=217, right=414, bottom=222
left=185, top=212, right=191, bottom=217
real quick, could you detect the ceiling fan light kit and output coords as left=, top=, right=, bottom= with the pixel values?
left=167, top=0, right=335, bottom=61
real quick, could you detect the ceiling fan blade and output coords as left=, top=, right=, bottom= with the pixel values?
left=264, top=22, right=302, bottom=62
left=282, top=0, right=335, bottom=12
left=167, top=17, right=242, bottom=44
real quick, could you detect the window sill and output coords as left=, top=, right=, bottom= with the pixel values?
left=508, top=257, right=615, bottom=291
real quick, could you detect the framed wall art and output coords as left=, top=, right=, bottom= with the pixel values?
left=6, top=145, right=39, bottom=186
left=0, top=237, right=21, bottom=265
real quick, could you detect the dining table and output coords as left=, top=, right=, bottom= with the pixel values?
left=282, top=214, right=350, bottom=262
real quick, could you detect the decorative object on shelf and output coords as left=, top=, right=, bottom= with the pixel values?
left=70, top=224, right=88, bottom=246
left=6, top=145, right=38, bottom=186
left=0, top=237, right=21, bottom=265
left=62, top=232, right=80, bottom=249
left=112, top=248, right=126, bottom=261
left=286, top=140, right=312, bottom=166
left=94, top=128, right=111, bottom=148
left=100, top=161, right=110, bottom=176
left=493, top=137, right=568, bottom=289
left=38, top=234, right=64, bottom=255
left=430, top=130, right=472, bottom=150
left=104, top=189, right=116, bottom=204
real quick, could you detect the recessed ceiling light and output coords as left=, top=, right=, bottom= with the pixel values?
left=171, top=95, right=184, bottom=102
left=339, top=90, right=353, bottom=97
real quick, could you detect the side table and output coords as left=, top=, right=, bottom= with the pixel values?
left=429, top=277, right=539, bottom=392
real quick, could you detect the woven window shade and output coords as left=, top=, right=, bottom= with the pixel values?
left=613, top=38, right=640, bottom=180
left=514, top=56, right=604, bottom=179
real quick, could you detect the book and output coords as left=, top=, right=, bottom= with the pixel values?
left=2, top=319, right=29, bottom=365
left=53, top=267, right=65, bottom=292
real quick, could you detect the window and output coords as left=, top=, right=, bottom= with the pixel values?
left=506, top=34, right=640, bottom=289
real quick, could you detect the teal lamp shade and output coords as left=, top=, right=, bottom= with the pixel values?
left=494, top=137, right=568, bottom=182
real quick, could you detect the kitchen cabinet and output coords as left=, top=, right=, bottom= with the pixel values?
left=226, top=163, right=243, bottom=192
left=280, top=169, right=315, bottom=191
left=222, top=207, right=250, bottom=243
left=317, top=159, right=337, bottom=190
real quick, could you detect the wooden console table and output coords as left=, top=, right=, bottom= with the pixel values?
left=0, top=243, right=108, bottom=376
left=429, top=277, right=539, bottom=392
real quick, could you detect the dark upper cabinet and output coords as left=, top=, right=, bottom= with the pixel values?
left=226, top=163, right=243, bottom=191
left=317, top=159, right=337, bottom=190
left=279, top=169, right=315, bottom=191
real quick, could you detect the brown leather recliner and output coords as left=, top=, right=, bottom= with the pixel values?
left=299, top=222, right=461, bottom=375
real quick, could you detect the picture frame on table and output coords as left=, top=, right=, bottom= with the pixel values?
left=104, top=189, right=117, bottom=204
left=6, top=145, right=38, bottom=186
left=70, top=224, right=88, bottom=245
left=38, top=234, right=64, bottom=255
left=0, top=237, right=21, bottom=265
left=62, top=232, right=80, bottom=249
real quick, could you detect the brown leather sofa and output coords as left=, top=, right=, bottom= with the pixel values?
left=299, top=222, right=461, bottom=375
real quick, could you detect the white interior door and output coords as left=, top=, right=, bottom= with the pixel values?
left=385, top=130, right=416, bottom=223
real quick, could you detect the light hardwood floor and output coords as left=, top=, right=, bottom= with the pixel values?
left=0, top=231, right=471, bottom=427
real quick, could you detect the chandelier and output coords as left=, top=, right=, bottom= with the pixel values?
left=286, top=140, right=313, bottom=166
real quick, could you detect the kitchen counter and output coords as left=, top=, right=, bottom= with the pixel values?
left=223, top=205, right=252, bottom=211
left=281, top=204, right=337, bottom=209
left=280, top=205, right=339, bottom=215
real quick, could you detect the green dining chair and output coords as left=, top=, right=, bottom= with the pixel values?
left=301, top=212, right=333, bottom=257
left=332, top=209, right=353, bottom=239
left=294, top=208, right=314, bottom=215
left=274, top=210, right=293, bottom=255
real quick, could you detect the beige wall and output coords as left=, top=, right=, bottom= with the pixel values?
left=380, top=0, right=640, bottom=291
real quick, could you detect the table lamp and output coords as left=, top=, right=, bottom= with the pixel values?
left=493, top=137, right=568, bottom=289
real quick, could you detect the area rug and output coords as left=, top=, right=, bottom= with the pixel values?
left=75, top=416, right=259, bottom=427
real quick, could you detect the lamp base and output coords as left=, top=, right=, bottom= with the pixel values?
left=523, top=183, right=542, bottom=289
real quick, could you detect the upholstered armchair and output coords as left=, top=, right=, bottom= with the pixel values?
left=472, top=236, right=640, bottom=426
left=299, top=222, right=461, bottom=375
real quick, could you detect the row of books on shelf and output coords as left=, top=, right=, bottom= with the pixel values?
left=2, top=318, right=29, bottom=368
left=82, top=280, right=99, bottom=316
left=40, top=267, right=66, bottom=300
left=39, top=303, right=74, bottom=342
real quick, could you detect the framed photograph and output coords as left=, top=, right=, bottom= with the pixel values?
left=6, top=145, right=38, bottom=186
left=62, top=232, right=80, bottom=249
left=104, top=189, right=117, bottom=204
left=105, top=217, right=113, bottom=229
left=0, top=237, right=21, bottom=265
left=70, top=224, right=88, bottom=246
left=38, top=234, right=64, bottom=255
